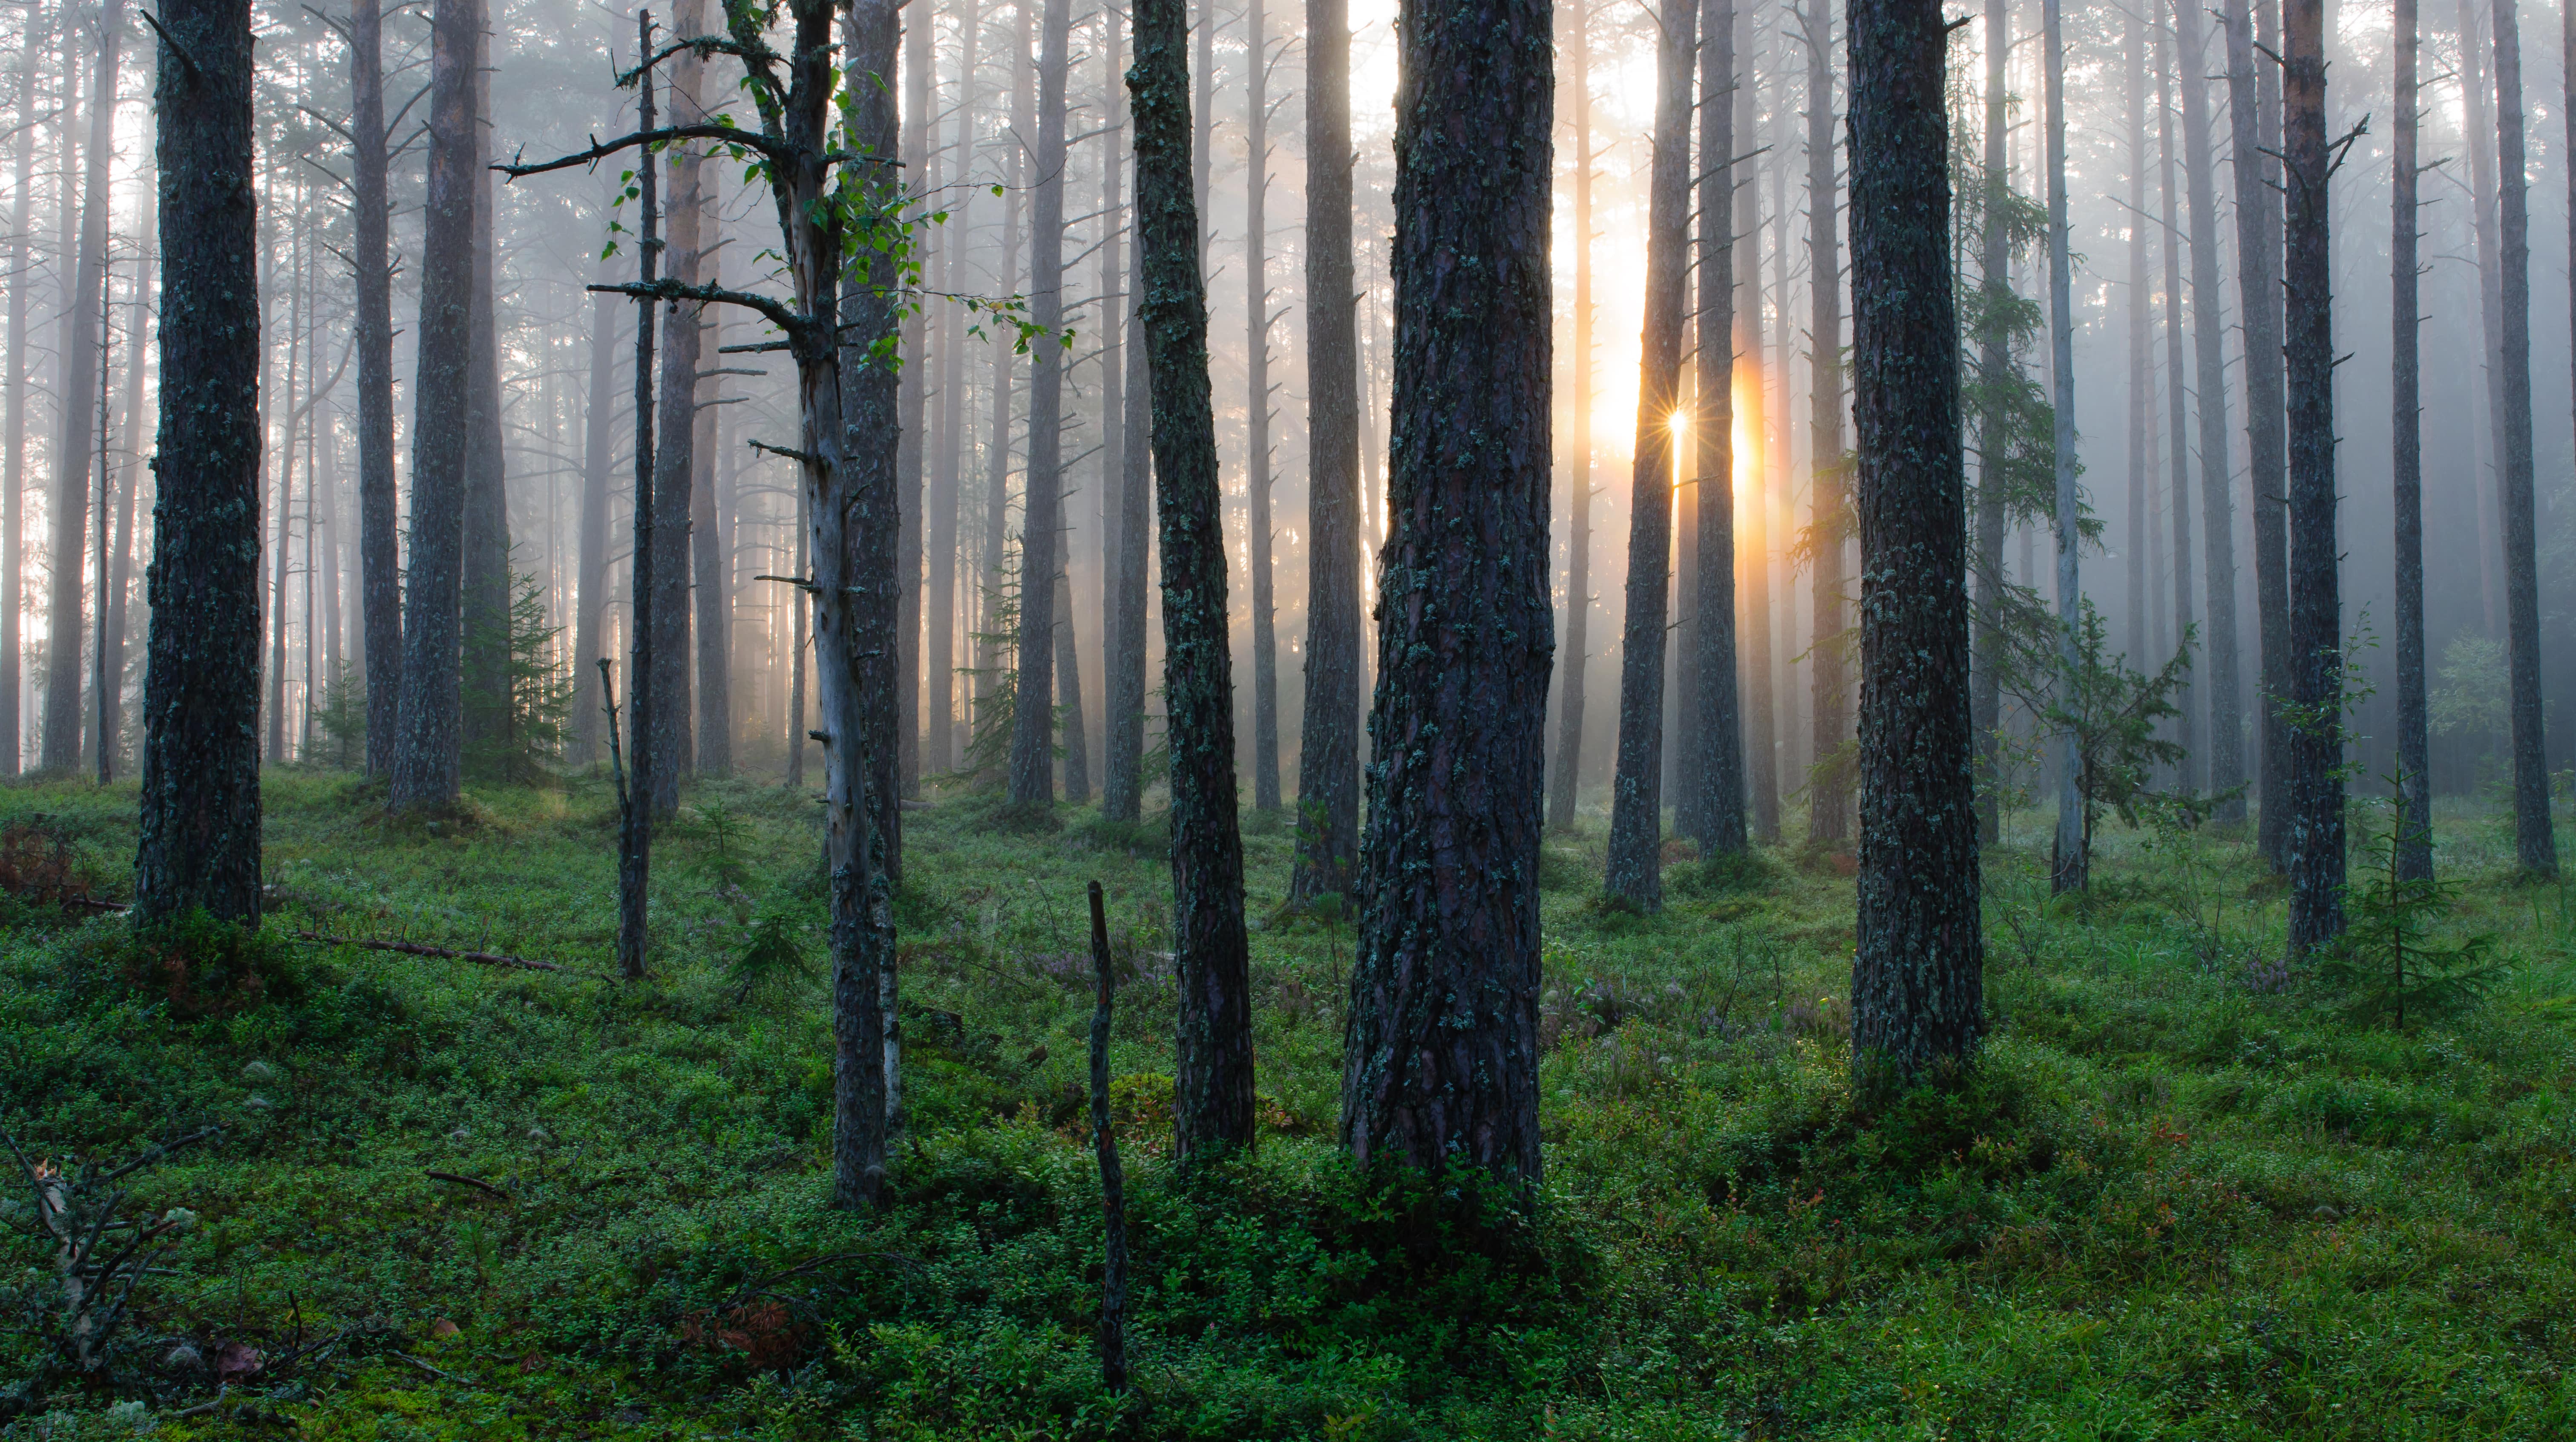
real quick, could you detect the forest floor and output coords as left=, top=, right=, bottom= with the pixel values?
left=2, top=767, right=2573, bottom=1439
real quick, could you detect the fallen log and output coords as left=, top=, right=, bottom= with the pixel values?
left=289, top=931, right=593, bottom=977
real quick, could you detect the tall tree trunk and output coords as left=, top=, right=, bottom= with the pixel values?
left=617, top=55, right=662, bottom=981
left=3, top=27, right=42, bottom=777
left=1243, top=0, right=1280, bottom=813
left=976, top=12, right=1029, bottom=743
left=897, top=0, right=931, bottom=796
left=44, top=0, right=125, bottom=773
left=1603, top=0, right=1694, bottom=911
left=1803, top=0, right=1851, bottom=845
left=1343, top=0, right=1551, bottom=1184
left=2224, top=0, right=2291, bottom=866
left=648, top=0, right=709, bottom=809
left=1847, top=0, right=1981, bottom=1083
left=461, top=11, right=511, bottom=766
left=2177, top=0, right=2244, bottom=822
left=2044, top=0, right=2082, bottom=891
left=1547, top=0, right=1594, bottom=833
left=389, top=0, right=481, bottom=811
left=2392, top=0, right=2431, bottom=878
left=2283, top=0, right=2346, bottom=949
left=2489, top=0, right=2556, bottom=874
left=1007, top=0, right=1074, bottom=811
left=1054, top=520, right=1089, bottom=801
left=2458, top=0, right=2506, bottom=637
left=1739, top=32, right=1779, bottom=845
left=2157, top=4, right=2196, bottom=790
left=1128, top=0, right=1255, bottom=1158
left=2124, top=6, right=2148, bottom=667
left=1690, top=0, right=1745, bottom=857
left=103, top=220, right=152, bottom=773
left=1103, top=236, right=1156, bottom=822
left=136, top=0, right=262, bottom=923
left=1971, top=0, right=2007, bottom=842
left=570, top=284, right=618, bottom=767
left=351, top=0, right=401, bottom=779
left=693, top=268, right=731, bottom=778
left=269, top=237, right=302, bottom=766
left=1290, top=0, right=1360, bottom=900
left=926, top=0, right=979, bottom=776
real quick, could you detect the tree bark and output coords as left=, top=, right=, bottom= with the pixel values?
left=1, top=23, right=39, bottom=777
left=1603, top=0, right=1694, bottom=911
left=1547, top=0, right=1595, bottom=833
left=1102, top=241, right=1156, bottom=822
left=2489, top=0, right=2556, bottom=874
left=350, top=0, right=402, bottom=779
left=617, top=52, right=661, bottom=982
left=2223, top=0, right=2291, bottom=866
left=1244, top=0, right=1281, bottom=814
left=135, top=0, right=262, bottom=925
left=2124, top=6, right=2148, bottom=669
left=1846, top=0, right=1982, bottom=1083
left=1690, top=0, right=1745, bottom=857
left=2283, top=0, right=2346, bottom=951
left=2176, top=1, right=2244, bottom=822
left=43, top=0, right=125, bottom=773
left=2156, top=3, right=2196, bottom=790
left=1970, top=0, right=2006, bottom=843
left=1096, top=9, right=1137, bottom=819
left=570, top=284, right=618, bottom=767
left=461, top=9, right=511, bottom=767
left=1342, top=0, right=1551, bottom=1184
left=102, top=221, right=152, bottom=774
left=390, top=0, right=481, bottom=810
left=692, top=271, right=731, bottom=779
left=2392, top=0, right=2431, bottom=879
left=1128, top=0, right=1255, bottom=1159
left=648, top=0, right=709, bottom=809
left=897, top=0, right=931, bottom=796
left=1007, top=0, right=1074, bottom=812
left=976, top=7, right=1030, bottom=742
left=2044, top=0, right=2082, bottom=891
left=1803, top=0, right=1850, bottom=845
left=926, top=0, right=979, bottom=777
left=1290, top=0, right=1361, bottom=901
left=2458, top=0, right=2506, bottom=638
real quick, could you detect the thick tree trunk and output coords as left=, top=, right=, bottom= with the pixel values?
left=1603, top=0, right=1694, bottom=911
left=1690, top=0, right=1745, bottom=857
left=351, top=0, right=401, bottom=779
left=1007, top=0, right=1074, bottom=811
left=390, top=0, right=481, bottom=810
left=1804, top=0, right=1850, bottom=846
left=2392, top=0, right=2430, bottom=878
left=1846, top=0, right=1981, bottom=1083
left=570, top=285, right=617, bottom=767
left=1290, top=0, right=1361, bottom=901
left=1, top=26, right=39, bottom=776
left=2224, top=0, right=2291, bottom=867
left=1244, top=0, right=1280, bottom=813
left=1342, top=0, right=1551, bottom=1184
left=2156, top=6, right=2196, bottom=789
left=136, top=0, right=262, bottom=924
left=1547, top=0, right=1594, bottom=833
left=2283, top=0, right=2346, bottom=950
left=2177, top=2, right=2244, bottom=822
left=460, top=12, right=511, bottom=766
left=1970, top=0, right=2006, bottom=843
left=2490, top=0, right=2556, bottom=874
left=1128, top=0, right=1256, bottom=1159
left=2044, top=0, right=2082, bottom=891
left=43, top=0, right=124, bottom=773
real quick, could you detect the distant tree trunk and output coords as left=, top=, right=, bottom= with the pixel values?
left=390, top=0, right=481, bottom=811
left=1548, top=0, right=1595, bottom=833
left=926, top=0, right=981, bottom=778
left=2224, top=0, right=2290, bottom=868
left=2459, top=0, right=2506, bottom=638
left=1243, top=0, right=1280, bottom=814
left=1690, top=0, right=1745, bottom=857
left=2176, top=1, right=2244, bottom=822
left=1096, top=10, right=1138, bottom=818
left=2156, top=5, right=2196, bottom=790
left=103, top=222, right=154, bottom=772
left=2124, top=7, right=2148, bottom=668
left=1128, top=0, right=1255, bottom=1159
left=2043, top=0, right=2083, bottom=891
left=1, top=26, right=39, bottom=777
left=1738, top=34, right=1779, bottom=845
left=2282, top=0, right=2346, bottom=950
left=616, top=57, right=662, bottom=981
left=570, top=284, right=617, bottom=767
left=1054, top=524, right=1091, bottom=801
left=978, top=8, right=1031, bottom=741
left=1290, top=0, right=1360, bottom=902
left=351, top=0, right=402, bottom=779
left=898, top=0, right=931, bottom=796
left=44, top=0, right=125, bottom=773
left=788, top=476, right=809, bottom=788
left=1672, top=374, right=1701, bottom=839
left=1970, top=0, right=2006, bottom=843
left=692, top=260, right=731, bottom=779
left=1603, top=0, right=1694, bottom=911
left=1342, top=0, right=1551, bottom=1184
left=135, top=0, right=262, bottom=924
left=2489, top=0, right=2556, bottom=875
left=461, top=10, right=512, bottom=767
left=647, top=0, right=709, bottom=810
left=269, top=254, right=301, bottom=766
left=1102, top=239, right=1155, bottom=822
left=1007, top=0, right=1074, bottom=811
left=2391, top=0, right=2431, bottom=879
left=1847, top=0, right=1981, bottom=1083
left=1803, top=0, right=1850, bottom=846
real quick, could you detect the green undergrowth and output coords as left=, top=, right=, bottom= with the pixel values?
left=1, top=770, right=2572, bottom=1438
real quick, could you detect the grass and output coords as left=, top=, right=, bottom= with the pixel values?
left=2, top=766, right=2572, bottom=1439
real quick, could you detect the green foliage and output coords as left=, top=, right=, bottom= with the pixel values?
left=956, top=539, right=1023, bottom=788
left=462, top=569, right=575, bottom=785
left=2320, top=782, right=2510, bottom=1030
left=311, top=664, right=366, bottom=772
left=725, top=912, right=820, bottom=1007
left=2038, top=603, right=2196, bottom=878
left=2431, top=634, right=2510, bottom=745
